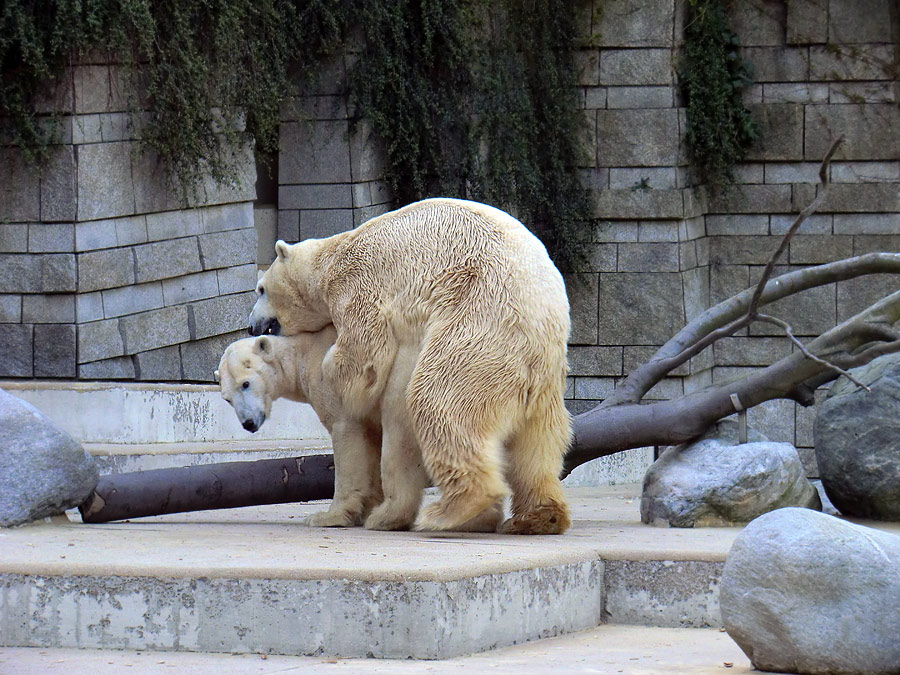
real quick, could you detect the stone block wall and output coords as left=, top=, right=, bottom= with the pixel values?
left=0, top=58, right=258, bottom=381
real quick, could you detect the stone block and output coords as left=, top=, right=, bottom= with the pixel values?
left=596, top=109, right=680, bottom=166
left=835, top=214, right=900, bottom=235
left=805, top=104, right=900, bottom=161
left=0, top=148, right=40, bottom=222
left=131, top=145, right=177, bottom=214
left=714, top=337, right=791, bottom=367
left=837, top=274, right=900, bottom=323
left=115, top=215, right=149, bottom=247
left=32, top=72, right=74, bottom=114
left=565, top=274, right=599, bottom=345
left=729, top=0, right=785, bottom=47
left=349, top=119, right=388, bottom=183
left=771, top=214, right=832, bottom=235
left=568, top=346, right=623, bottom=377
left=77, top=248, right=135, bottom=292
left=279, top=183, right=354, bottom=210
left=279, top=120, right=352, bottom=184
left=742, top=47, right=809, bottom=82
left=594, top=221, right=638, bottom=243
left=573, top=243, right=617, bottom=273
left=41, top=254, right=77, bottom=292
left=786, top=0, right=827, bottom=44
left=146, top=209, right=203, bottom=242
left=40, top=145, right=77, bottom=222
left=709, top=235, right=780, bottom=265
left=299, top=209, right=355, bottom=239
left=829, top=82, right=895, bottom=105
left=732, top=164, right=765, bottom=185
left=828, top=0, right=894, bottom=43
left=597, top=272, right=684, bottom=345
left=22, top=294, right=75, bottom=323
left=810, top=45, right=895, bottom=82
left=574, top=377, right=616, bottom=400
left=708, top=185, right=792, bottom=214
left=644, top=376, right=684, bottom=400
left=0, top=324, right=33, bottom=376
left=624, top=345, right=691, bottom=377
left=102, top=281, right=164, bottom=318
left=190, top=292, right=256, bottom=340
left=680, top=241, right=698, bottom=269
left=593, top=0, right=674, bottom=47
left=1, top=255, right=44, bottom=293
left=574, top=49, right=599, bottom=86
left=73, top=65, right=129, bottom=113
left=0, top=295, right=21, bottom=322
left=710, top=264, right=750, bottom=305
left=216, top=264, right=257, bottom=296
left=76, top=142, right=136, bottom=221
left=277, top=210, right=300, bottom=242
left=72, top=114, right=103, bottom=144
left=607, top=86, right=673, bottom=109
left=762, top=83, right=828, bottom=104
left=789, top=235, right=853, bottom=264
left=75, top=220, right=117, bottom=252
left=33, top=324, right=76, bottom=378
left=617, top=242, right=680, bottom=272
left=749, top=278, right=836, bottom=337
left=584, top=86, right=607, bottom=110
left=77, top=318, right=124, bottom=363
left=29, top=224, right=74, bottom=253
left=808, top=184, right=900, bottom=214
left=280, top=95, right=348, bottom=122
left=162, top=271, right=219, bottom=306
left=745, top=104, right=804, bottom=161
left=78, top=356, right=135, bottom=379
left=593, top=189, right=685, bottom=219
left=202, top=202, right=253, bottom=234
left=119, top=305, right=190, bottom=355
left=852, top=234, right=900, bottom=256
left=638, top=221, right=680, bottom=242
left=0, top=225, right=28, bottom=252
left=683, top=265, right=709, bottom=322
left=181, top=330, right=246, bottom=382
left=134, top=345, right=182, bottom=381
left=599, top=49, right=672, bottom=85
left=609, top=168, right=677, bottom=191
left=99, top=112, right=134, bottom=142
left=134, top=238, right=202, bottom=283
left=706, top=215, right=769, bottom=236
left=198, top=228, right=257, bottom=270
left=764, top=162, right=821, bottom=184
left=76, top=292, right=103, bottom=323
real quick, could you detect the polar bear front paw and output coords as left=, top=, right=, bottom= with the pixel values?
left=306, top=508, right=359, bottom=528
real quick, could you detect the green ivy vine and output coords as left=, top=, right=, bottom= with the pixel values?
left=680, top=0, right=757, bottom=187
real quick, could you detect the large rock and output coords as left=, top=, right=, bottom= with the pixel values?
left=641, top=421, right=820, bottom=527
left=721, top=507, right=900, bottom=674
left=0, top=388, right=98, bottom=527
left=814, top=353, right=900, bottom=520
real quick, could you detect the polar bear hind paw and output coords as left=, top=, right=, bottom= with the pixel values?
left=306, top=508, right=362, bottom=528
left=499, top=502, right=571, bottom=535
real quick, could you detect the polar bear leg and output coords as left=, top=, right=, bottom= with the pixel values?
left=307, top=418, right=382, bottom=528
left=457, top=500, right=505, bottom=533
left=500, top=394, right=571, bottom=535
left=364, top=344, right=428, bottom=531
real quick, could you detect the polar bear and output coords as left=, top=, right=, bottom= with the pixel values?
left=248, top=198, right=572, bottom=534
left=216, top=330, right=504, bottom=531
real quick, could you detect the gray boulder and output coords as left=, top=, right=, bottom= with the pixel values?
left=814, top=353, right=900, bottom=520
left=721, top=507, right=900, bottom=674
left=641, top=421, right=820, bottom=527
left=0, top=388, right=98, bottom=527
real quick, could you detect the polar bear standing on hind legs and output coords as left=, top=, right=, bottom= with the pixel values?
left=249, top=198, right=572, bottom=534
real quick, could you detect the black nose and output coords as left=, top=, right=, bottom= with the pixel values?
left=242, top=419, right=258, bottom=432
left=248, top=317, right=281, bottom=337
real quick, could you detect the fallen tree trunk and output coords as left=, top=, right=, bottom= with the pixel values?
left=79, top=454, right=335, bottom=523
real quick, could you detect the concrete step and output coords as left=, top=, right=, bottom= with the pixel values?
left=0, top=624, right=757, bottom=673
left=2, top=485, right=742, bottom=660
left=84, top=439, right=333, bottom=474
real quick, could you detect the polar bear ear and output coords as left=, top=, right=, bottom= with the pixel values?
left=254, top=335, right=274, bottom=361
left=275, top=240, right=291, bottom=260
left=213, top=369, right=220, bottom=383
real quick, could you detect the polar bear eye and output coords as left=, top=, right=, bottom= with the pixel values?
left=242, top=381, right=250, bottom=390
left=258, top=285, right=265, bottom=296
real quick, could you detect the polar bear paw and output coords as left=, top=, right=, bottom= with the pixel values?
left=499, top=502, right=571, bottom=535
left=306, top=508, right=360, bottom=528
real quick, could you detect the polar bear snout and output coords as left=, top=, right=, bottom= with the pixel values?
left=248, top=316, right=281, bottom=337
left=242, top=417, right=262, bottom=432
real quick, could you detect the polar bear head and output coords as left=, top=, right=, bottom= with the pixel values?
left=215, top=336, right=279, bottom=433
left=248, top=239, right=331, bottom=337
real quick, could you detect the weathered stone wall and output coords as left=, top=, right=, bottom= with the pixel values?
left=0, top=58, right=258, bottom=381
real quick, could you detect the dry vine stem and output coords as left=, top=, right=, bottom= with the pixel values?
left=564, top=135, right=900, bottom=476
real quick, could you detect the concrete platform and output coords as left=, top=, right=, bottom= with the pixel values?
left=1, top=486, right=739, bottom=659
left=0, top=625, right=759, bottom=673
